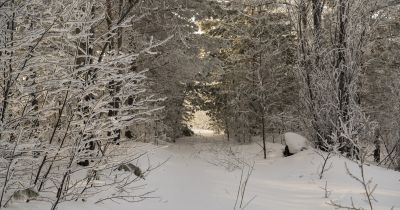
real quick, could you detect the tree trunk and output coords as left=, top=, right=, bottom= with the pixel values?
left=117, top=0, right=124, bottom=51
left=336, top=0, right=351, bottom=154
left=262, top=115, right=267, bottom=159
left=225, top=118, right=230, bottom=141
left=105, top=0, right=114, bottom=50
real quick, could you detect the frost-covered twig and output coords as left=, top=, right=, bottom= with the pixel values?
left=234, top=162, right=255, bottom=210
left=329, top=155, right=377, bottom=210
left=319, top=180, right=331, bottom=198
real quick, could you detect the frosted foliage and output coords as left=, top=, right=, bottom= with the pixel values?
left=0, top=0, right=164, bottom=209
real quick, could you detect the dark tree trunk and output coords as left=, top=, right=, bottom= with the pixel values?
left=117, top=0, right=124, bottom=51
left=105, top=0, right=115, bottom=50
left=336, top=0, right=353, bottom=155
left=225, top=118, right=230, bottom=141
left=262, top=116, right=267, bottom=159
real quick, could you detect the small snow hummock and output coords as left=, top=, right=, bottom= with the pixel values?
left=284, top=132, right=308, bottom=155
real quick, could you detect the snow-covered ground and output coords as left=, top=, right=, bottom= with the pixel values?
left=9, top=132, right=400, bottom=210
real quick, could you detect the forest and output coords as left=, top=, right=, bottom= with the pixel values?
left=0, top=0, right=399, bottom=210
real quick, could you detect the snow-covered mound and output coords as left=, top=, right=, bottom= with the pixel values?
left=284, top=132, right=308, bottom=154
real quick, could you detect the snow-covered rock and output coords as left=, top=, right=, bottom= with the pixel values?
left=284, top=132, right=308, bottom=154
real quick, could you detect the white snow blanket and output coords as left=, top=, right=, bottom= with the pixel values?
left=284, top=132, right=308, bottom=154
left=7, top=132, right=400, bottom=210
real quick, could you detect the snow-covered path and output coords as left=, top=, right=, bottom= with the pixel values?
left=10, top=132, right=400, bottom=210
left=133, top=133, right=400, bottom=210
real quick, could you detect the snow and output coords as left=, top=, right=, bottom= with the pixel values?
left=8, top=132, right=400, bottom=210
left=191, top=128, right=217, bottom=137
left=284, top=132, right=308, bottom=154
